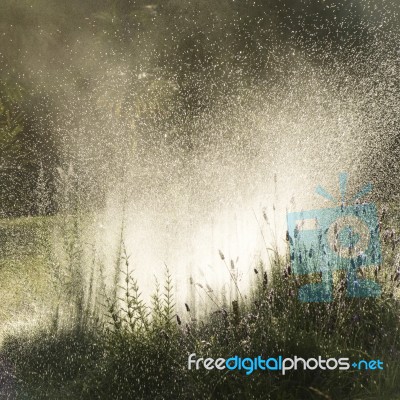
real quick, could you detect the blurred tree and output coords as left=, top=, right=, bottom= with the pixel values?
left=0, top=81, right=59, bottom=216
left=0, top=80, right=29, bottom=216
left=0, top=81, right=24, bottom=155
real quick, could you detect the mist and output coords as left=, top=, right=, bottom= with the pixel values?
left=1, top=0, right=400, bottom=307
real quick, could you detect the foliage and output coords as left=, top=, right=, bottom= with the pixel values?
left=2, top=206, right=400, bottom=399
left=0, top=81, right=24, bottom=153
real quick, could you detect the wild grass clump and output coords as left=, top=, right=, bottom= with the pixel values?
left=1, top=204, right=400, bottom=399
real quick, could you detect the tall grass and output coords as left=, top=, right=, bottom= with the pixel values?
left=1, top=204, right=399, bottom=399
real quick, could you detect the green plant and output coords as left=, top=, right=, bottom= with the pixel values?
left=2, top=205, right=400, bottom=399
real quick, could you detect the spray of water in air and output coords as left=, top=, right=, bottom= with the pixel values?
left=1, top=0, right=399, bottom=329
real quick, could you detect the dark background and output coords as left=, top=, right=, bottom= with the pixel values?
left=1, top=0, right=399, bottom=216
